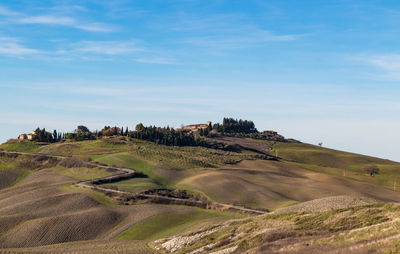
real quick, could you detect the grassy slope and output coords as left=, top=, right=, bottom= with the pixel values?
left=154, top=202, right=400, bottom=253
left=175, top=141, right=400, bottom=210
left=53, top=166, right=113, bottom=181
left=3, top=138, right=400, bottom=209
left=118, top=209, right=242, bottom=241
left=0, top=138, right=248, bottom=251
left=2, top=138, right=400, bottom=252
left=273, top=142, right=400, bottom=190
left=102, top=178, right=160, bottom=193
left=92, top=152, right=169, bottom=189
left=59, top=184, right=118, bottom=206
left=0, top=154, right=224, bottom=250
left=274, top=141, right=394, bottom=168
left=0, top=140, right=44, bottom=153
left=0, top=156, right=32, bottom=189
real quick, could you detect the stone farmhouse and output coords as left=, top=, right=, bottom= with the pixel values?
left=18, top=132, right=36, bottom=141
left=262, top=130, right=278, bottom=135
left=179, top=121, right=212, bottom=133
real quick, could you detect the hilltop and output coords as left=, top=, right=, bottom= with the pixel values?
left=1, top=118, right=400, bottom=253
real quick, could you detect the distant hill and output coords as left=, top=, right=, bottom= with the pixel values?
left=1, top=133, right=400, bottom=253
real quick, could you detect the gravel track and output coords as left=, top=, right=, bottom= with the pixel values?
left=1, top=151, right=267, bottom=215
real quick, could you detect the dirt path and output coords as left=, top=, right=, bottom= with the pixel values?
left=1, top=151, right=266, bottom=215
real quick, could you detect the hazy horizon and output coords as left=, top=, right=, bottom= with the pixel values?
left=1, top=0, right=400, bottom=161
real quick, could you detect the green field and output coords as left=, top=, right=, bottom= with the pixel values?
left=273, top=142, right=392, bottom=168
left=92, top=153, right=155, bottom=176
left=52, top=166, right=113, bottom=181
left=0, top=140, right=44, bottom=153
left=273, top=142, right=400, bottom=190
left=0, top=155, right=33, bottom=189
left=8, top=138, right=264, bottom=170
left=60, top=184, right=118, bottom=206
left=102, top=178, right=160, bottom=193
left=118, top=209, right=242, bottom=240
left=92, top=152, right=169, bottom=188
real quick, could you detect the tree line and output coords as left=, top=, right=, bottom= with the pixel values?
left=218, top=118, right=257, bottom=134
left=28, top=117, right=273, bottom=145
left=130, top=124, right=198, bottom=146
left=32, top=128, right=62, bottom=143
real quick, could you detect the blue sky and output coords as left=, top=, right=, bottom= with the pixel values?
left=1, top=0, right=400, bottom=160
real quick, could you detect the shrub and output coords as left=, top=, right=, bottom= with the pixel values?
left=364, top=165, right=380, bottom=176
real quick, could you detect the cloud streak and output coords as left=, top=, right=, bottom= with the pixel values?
left=354, top=54, right=400, bottom=81
left=135, top=57, right=176, bottom=65
left=182, top=30, right=295, bottom=50
left=179, top=25, right=296, bottom=51
left=0, top=37, right=39, bottom=56
left=0, top=5, right=21, bottom=16
left=63, top=40, right=143, bottom=55
left=17, top=15, right=112, bottom=32
left=0, top=4, right=112, bottom=32
left=165, top=13, right=297, bottom=50
left=367, top=54, right=400, bottom=72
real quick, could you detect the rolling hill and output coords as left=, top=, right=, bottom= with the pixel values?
left=0, top=136, right=400, bottom=253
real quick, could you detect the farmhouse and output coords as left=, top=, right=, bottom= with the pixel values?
left=262, top=130, right=278, bottom=135
left=179, top=121, right=211, bottom=133
left=18, top=131, right=36, bottom=141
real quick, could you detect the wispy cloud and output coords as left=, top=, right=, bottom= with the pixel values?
left=48, top=5, right=88, bottom=13
left=69, top=86, right=129, bottom=96
left=182, top=29, right=295, bottom=50
left=0, top=4, right=112, bottom=32
left=0, top=37, right=39, bottom=56
left=135, top=57, right=176, bottom=65
left=74, top=23, right=111, bottom=32
left=354, top=54, right=400, bottom=80
left=17, top=15, right=112, bottom=32
left=367, top=54, right=400, bottom=72
left=0, top=37, right=155, bottom=60
left=168, top=13, right=244, bottom=31
left=164, top=13, right=297, bottom=50
left=63, top=40, right=143, bottom=55
left=18, top=15, right=74, bottom=25
left=0, top=5, right=21, bottom=16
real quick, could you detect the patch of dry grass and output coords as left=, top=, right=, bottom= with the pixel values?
left=154, top=202, right=400, bottom=254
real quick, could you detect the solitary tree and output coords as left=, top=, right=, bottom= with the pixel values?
left=364, top=165, right=380, bottom=176
left=53, top=130, right=58, bottom=142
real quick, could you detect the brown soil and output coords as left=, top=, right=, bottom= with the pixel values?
left=0, top=240, right=155, bottom=253
left=179, top=160, right=400, bottom=210
left=58, top=157, right=95, bottom=168
left=0, top=169, right=193, bottom=249
left=0, top=171, right=19, bottom=190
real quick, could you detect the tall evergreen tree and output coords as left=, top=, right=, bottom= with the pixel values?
left=53, top=130, right=57, bottom=142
